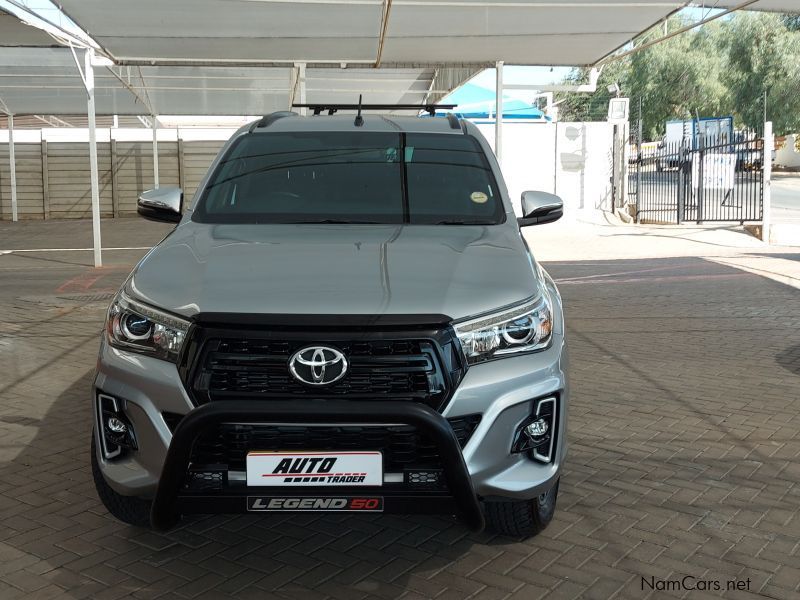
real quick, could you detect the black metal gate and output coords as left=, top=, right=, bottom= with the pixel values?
left=629, top=126, right=764, bottom=224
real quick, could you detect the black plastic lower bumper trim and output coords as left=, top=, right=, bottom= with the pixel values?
left=150, top=400, right=485, bottom=532
left=180, top=489, right=459, bottom=516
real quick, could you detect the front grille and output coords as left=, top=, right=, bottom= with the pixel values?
left=185, top=331, right=464, bottom=411
left=188, top=414, right=481, bottom=474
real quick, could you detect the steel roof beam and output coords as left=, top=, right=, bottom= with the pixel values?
left=34, top=115, right=74, bottom=127
left=104, top=65, right=156, bottom=115
left=375, top=0, right=393, bottom=67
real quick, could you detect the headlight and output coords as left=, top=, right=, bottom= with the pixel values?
left=454, top=294, right=553, bottom=365
left=106, top=292, right=189, bottom=362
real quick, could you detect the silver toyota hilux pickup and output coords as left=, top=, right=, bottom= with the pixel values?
left=92, top=109, right=568, bottom=537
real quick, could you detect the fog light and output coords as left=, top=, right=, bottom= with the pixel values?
left=97, top=393, right=138, bottom=460
left=512, top=397, right=557, bottom=463
left=524, top=418, right=549, bottom=440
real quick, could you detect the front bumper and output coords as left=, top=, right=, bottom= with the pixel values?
left=94, top=329, right=568, bottom=529
left=150, top=400, right=484, bottom=531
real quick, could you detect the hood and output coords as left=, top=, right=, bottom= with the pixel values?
left=129, top=222, right=541, bottom=321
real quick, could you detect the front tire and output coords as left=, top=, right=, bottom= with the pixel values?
left=91, top=433, right=152, bottom=527
left=483, top=478, right=559, bottom=538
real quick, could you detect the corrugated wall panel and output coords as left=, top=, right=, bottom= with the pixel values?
left=0, top=139, right=222, bottom=220
left=47, top=142, right=113, bottom=219
left=0, top=143, right=44, bottom=220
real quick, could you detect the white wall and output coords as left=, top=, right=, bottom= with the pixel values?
left=476, top=121, right=616, bottom=219
left=2, top=123, right=618, bottom=221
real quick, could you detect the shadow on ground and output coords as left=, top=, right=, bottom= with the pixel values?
left=2, top=254, right=800, bottom=598
left=776, top=343, right=800, bottom=375
left=1, top=371, right=517, bottom=599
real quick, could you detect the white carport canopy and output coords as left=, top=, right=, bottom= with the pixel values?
left=58, top=0, right=688, bottom=67
left=0, top=48, right=442, bottom=116
left=0, top=48, right=144, bottom=115
left=0, top=8, right=56, bottom=46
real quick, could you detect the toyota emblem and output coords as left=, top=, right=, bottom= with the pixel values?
left=288, top=345, right=348, bottom=386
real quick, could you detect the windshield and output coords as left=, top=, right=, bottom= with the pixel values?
left=192, top=131, right=505, bottom=225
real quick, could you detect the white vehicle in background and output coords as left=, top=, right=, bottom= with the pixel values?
left=656, top=117, right=734, bottom=171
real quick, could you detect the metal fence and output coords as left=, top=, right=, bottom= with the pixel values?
left=629, top=127, right=764, bottom=224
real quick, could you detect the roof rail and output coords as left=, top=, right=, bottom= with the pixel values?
left=446, top=113, right=461, bottom=130
left=292, top=103, right=457, bottom=117
left=250, top=111, right=298, bottom=131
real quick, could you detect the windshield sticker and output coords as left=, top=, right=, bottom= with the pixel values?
left=470, top=191, right=488, bottom=204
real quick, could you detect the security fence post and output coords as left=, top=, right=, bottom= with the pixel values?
left=762, top=121, right=772, bottom=242
left=635, top=100, right=642, bottom=222
left=677, top=139, right=687, bottom=224
left=696, top=135, right=704, bottom=224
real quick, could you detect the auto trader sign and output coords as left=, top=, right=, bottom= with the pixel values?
left=692, top=153, right=736, bottom=189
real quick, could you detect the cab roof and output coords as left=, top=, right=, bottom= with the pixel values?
left=248, top=112, right=465, bottom=135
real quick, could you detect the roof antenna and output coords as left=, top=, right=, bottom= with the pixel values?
left=354, top=94, right=364, bottom=127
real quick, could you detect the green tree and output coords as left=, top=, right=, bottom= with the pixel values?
left=721, top=13, right=800, bottom=134
left=557, top=12, right=800, bottom=138
left=557, top=18, right=729, bottom=139
left=626, top=19, right=728, bottom=139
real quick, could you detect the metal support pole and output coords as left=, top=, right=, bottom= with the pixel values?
left=152, top=116, right=159, bottom=189
left=288, top=68, right=297, bottom=110
left=86, top=48, right=102, bottom=268
left=697, top=140, right=705, bottom=224
left=495, top=61, right=503, bottom=166
left=678, top=139, right=688, bottom=224
left=553, top=122, right=559, bottom=196
left=297, top=63, right=307, bottom=116
left=635, top=98, right=643, bottom=220
left=8, top=114, right=17, bottom=222
left=620, top=119, right=630, bottom=210
left=611, top=124, right=618, bottom=209
left=762, top=121, right=773, bottom=243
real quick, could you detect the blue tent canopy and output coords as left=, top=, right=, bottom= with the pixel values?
left=435, top=82, right=549, bottom=121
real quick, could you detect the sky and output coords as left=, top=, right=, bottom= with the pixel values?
left=469, top=66, right=573, bottom=89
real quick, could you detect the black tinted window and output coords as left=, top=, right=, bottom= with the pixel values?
left=405, top=134, right=500, bottom=223
left=193, top=131, right=503, bottom=225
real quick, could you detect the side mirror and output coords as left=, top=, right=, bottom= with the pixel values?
left=137, top=187, right=183, bottom=223
left=518, top=191, right=563, bottom=227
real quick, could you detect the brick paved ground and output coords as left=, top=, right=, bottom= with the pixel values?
left=1, top=220, right=799, bottom=599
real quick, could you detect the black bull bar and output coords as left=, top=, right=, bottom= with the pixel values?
left=150, top=400, right=485, bottom=531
